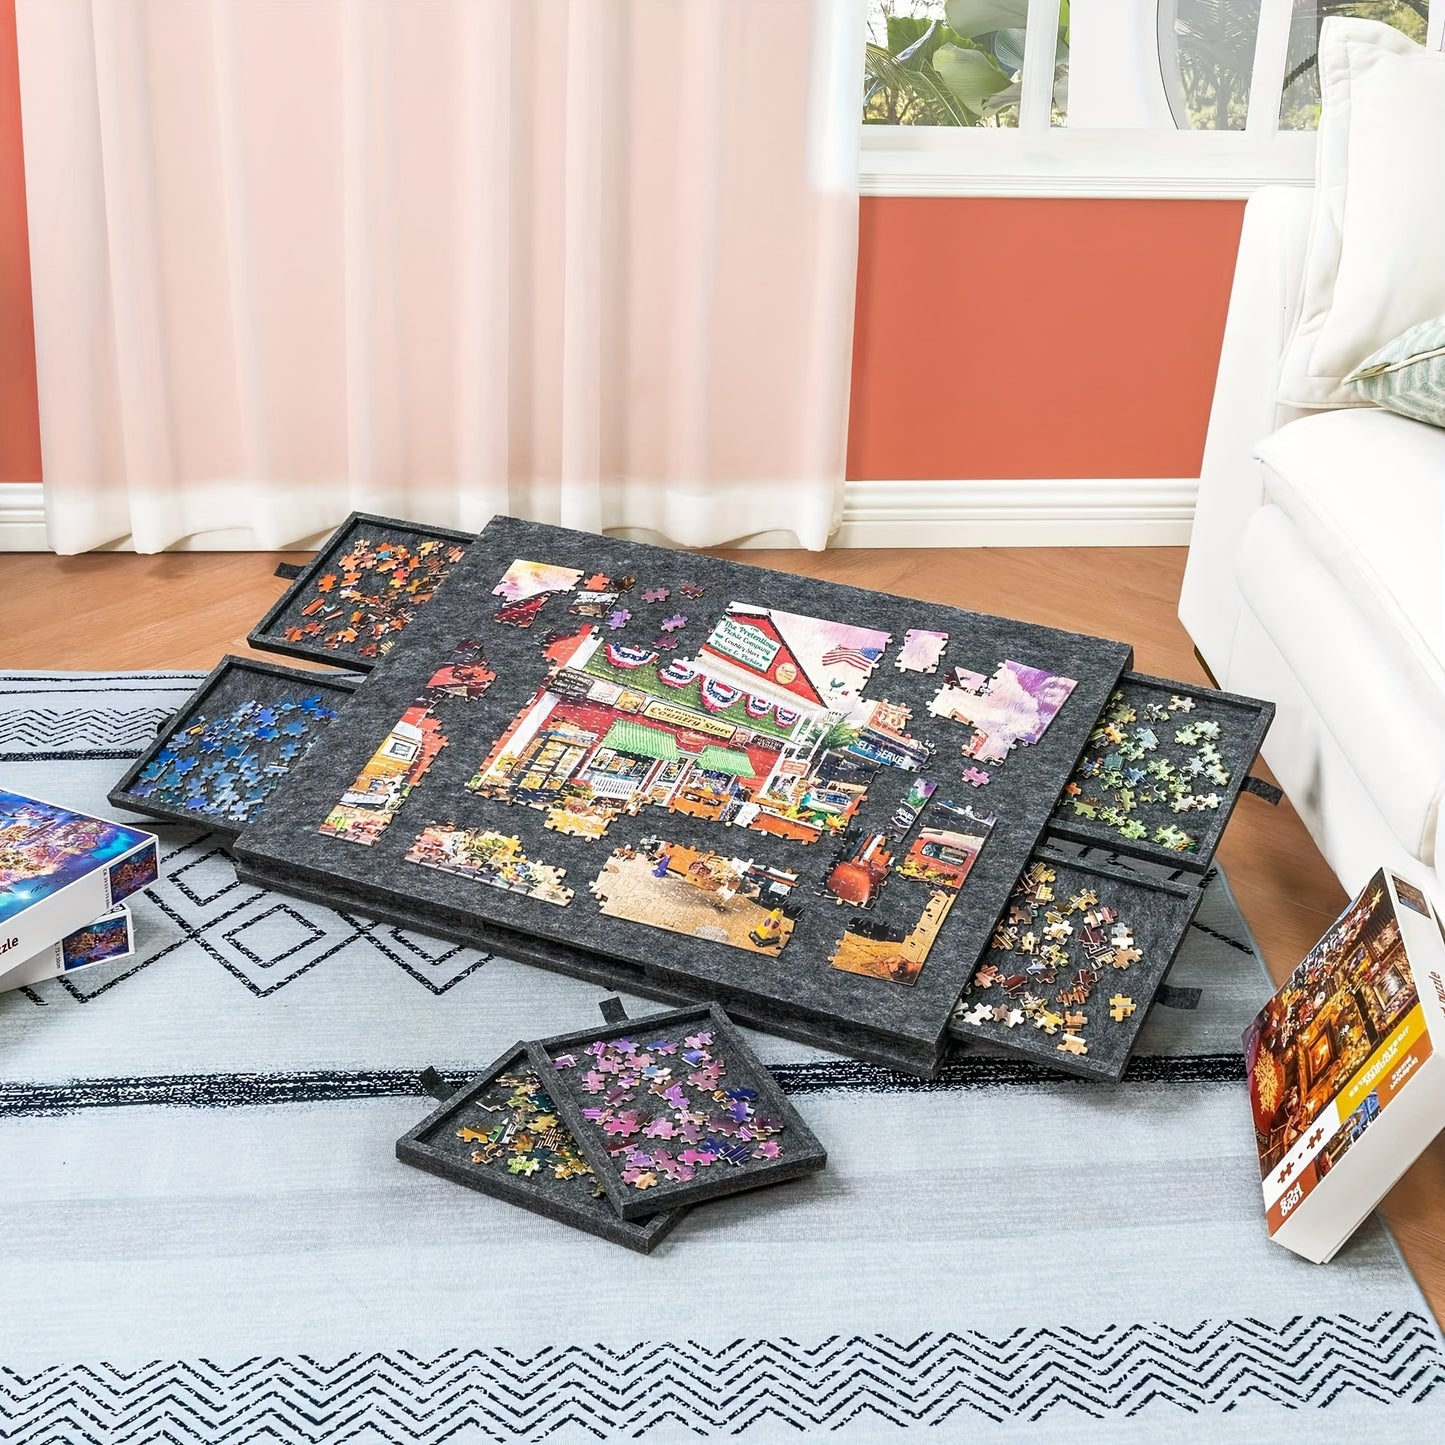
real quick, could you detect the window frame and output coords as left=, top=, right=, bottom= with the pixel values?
left=859, top=0, right=1444, bottom=199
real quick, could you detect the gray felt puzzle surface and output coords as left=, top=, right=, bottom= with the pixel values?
left=237, top=516, right=1135, bottom=1075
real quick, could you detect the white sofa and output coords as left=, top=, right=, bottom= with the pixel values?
left=1179, top=186, right=1445, bottom=908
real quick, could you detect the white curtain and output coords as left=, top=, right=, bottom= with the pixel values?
left=16, top=0, right=861, bottom=554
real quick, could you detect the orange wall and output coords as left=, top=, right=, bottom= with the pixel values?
left=847, top=196, right=1245, bottom=480
left=0, top=0, right=38, bottom=484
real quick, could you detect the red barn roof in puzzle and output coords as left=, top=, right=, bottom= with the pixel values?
left=696, top=605, right=891, bottom=717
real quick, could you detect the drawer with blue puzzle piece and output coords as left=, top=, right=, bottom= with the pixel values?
left=109, top=655, right=358, bottom=842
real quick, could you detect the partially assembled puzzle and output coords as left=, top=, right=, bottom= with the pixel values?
left=112, top=512, right=1273, bottom=1080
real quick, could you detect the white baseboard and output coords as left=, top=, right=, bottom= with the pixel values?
left=0, top=477, right=1198, bottom=552
left=830, top=477, right=1197, bottom=548
left=0, top=483, right=47, bottom=550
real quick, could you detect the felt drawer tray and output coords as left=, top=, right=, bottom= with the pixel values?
left=248, top=511, right=474, bottom=670
left=1045, top=671, right=1273, bottom=873
left=529, top=1003, right=827, bottom=1222
left=396, top=1043, right=684, bottom=1253
left=946, top=846, right=1203, bottom=1083
left=108, top=655, right=357, bottom=842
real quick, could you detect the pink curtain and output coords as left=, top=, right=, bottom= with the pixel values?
left=16, top=0, right=861, bottom=553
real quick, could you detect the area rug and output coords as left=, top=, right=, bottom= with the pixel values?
left=1, top=670, right=1444, bottom=1443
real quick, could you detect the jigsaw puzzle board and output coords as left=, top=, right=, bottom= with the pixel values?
left=947, top=846, right=1203, bottom=1082
left=248, top=512, right=475, bottom=670
left=236, top=516, right=1132, bottom=1077
left=108, top=656, right=358, bottom=841
left=1047, top=671, right=1274, bottom=873
left=396, top=1043, right=684, bottom=1252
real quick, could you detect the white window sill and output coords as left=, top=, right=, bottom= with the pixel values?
left=859, top=126, right=1317, bottom=199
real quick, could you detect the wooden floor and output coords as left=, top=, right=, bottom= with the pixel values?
left=7, top=545, right=1445, bottom=1312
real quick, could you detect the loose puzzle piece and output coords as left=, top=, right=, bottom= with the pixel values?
left=928, top=660, right=1078, bottom=764
left=1109, top=995, right=1136, bottom=1022
left=895, top=629, right=949, bottom=674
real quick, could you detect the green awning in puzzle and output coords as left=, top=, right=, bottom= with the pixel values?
left=599, top=720, right=680, bottom=761
left=693, top=746, right=758, bottom=777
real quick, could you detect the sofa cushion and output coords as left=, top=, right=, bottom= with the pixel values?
left=1252, top=408, right=1444, bottom=684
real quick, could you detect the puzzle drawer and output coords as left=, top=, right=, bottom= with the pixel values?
left=248, top=511, right=474, bottom=669
left=396, top=1043, right=684, bottom=1253
left=1047, top=671, right=1274, bottom=872
left=947, top=847, right=1203, bottom=1083
left=529, top=1003, right=827, bottom=1221
left=108, top=655, right=358, bottom=841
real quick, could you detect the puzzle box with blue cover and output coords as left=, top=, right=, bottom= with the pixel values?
left=0, top=791, right=157, bottom=964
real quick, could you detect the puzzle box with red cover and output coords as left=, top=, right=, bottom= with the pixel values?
left=1244, top=868, right=1445, bottom=1264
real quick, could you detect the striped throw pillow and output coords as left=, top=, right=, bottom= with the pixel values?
left=1345, top=314, right=1445, bottom=426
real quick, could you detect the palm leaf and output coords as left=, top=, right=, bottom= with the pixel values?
left=944, top=0, right=1031, bottom=38
left=865, top=43, right=973, bottom=125
left=933, top=43, right=1014, bottom=115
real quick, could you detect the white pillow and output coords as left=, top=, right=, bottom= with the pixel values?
left=1278, top=19, right=1445, bottom=411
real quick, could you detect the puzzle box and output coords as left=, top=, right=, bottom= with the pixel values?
left=528, top=1003, right=826, bottom=1221
left=109, top=655, right=358, bottom=842
left=235, top=515, right=1135, bottom=1077
left=396, top=1043, right=684, bottom=1252
left=0, top=903, right=135, bottom=993
left=1245, top=868, right=1445, bottom=1263
left=0, top=791, right=158, bottom=964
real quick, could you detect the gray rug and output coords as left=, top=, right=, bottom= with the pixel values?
left=2, top=670, right=1444, bottom=1443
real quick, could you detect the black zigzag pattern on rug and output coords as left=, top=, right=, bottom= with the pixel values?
left=0, top=706, right=180, bottom=761
left=1, top=1314, right=1441, bottom=1442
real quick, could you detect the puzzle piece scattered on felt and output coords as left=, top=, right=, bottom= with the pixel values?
left=132, top=691, right=341, bottom=824
left=551, top=1026, right=789, bottom=1189
left=279, top=534, right=469, bottom=656
left=1061, top=683, right=1238, bottom=853
left=454, top=1067, right=603, bottom=1196
left=953, top=858, right=1151, bottom=1063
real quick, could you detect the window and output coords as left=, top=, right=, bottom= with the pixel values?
left=861, top=0, right=1442, bottom=196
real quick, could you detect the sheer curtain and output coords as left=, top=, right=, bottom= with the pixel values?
left=16, top=0, right=861, bottom=554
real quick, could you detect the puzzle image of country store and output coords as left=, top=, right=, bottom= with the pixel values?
left=468, top=603, right=934, bottom=846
